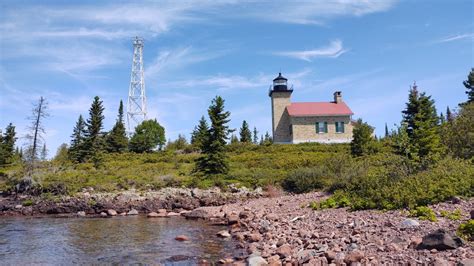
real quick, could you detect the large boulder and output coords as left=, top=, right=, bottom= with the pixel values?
left=417, top=229, right=463, bottom=251
left=248, top=253, right=268, bottom=266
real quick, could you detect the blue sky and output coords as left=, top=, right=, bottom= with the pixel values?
left=1, top=0, right=473, bottom=156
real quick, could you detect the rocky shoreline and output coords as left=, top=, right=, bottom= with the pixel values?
left=0, top=186, right=263, bottom=217
left=192, top=192, right=473, bottom=265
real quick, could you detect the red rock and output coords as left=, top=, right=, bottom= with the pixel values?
left=175, top=235, right=189, bottom=241
left=158, top=209, right=167, bottom=214
left=276, top=244, right=292, bottom=258
left=147, top=212, right=159, bottom=217
left=344, top=250, right=364, bottom=263
left=107, top=209, right=117, bottom=216
left=248, top=233, right=262, bottom=242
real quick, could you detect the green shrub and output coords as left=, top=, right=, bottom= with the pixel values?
left=409, top=206, right=437, bottom=222
left=457, top=220, right=474, bottom=241
left=282, top=168, right=330, bottom=193
left=440, top=209, right=462, bottom=221
left=22, top=199, right=33, bottom=206
left=309, top=191, right=350, bottom=210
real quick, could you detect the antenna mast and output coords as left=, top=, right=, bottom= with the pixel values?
left=127, top=36, right=147, bottom=132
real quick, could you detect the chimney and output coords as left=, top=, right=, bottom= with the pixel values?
left=334, top=91, right=342, bottom=104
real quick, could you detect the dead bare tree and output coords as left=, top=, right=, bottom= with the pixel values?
left=24, top=96, right=49, bottom=171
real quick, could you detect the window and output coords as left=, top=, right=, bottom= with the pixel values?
left=315, top=122, right=328, bottom=133
left=336, top=122, right=345, bottom=133
left=289, top=125, right=293, bottom=135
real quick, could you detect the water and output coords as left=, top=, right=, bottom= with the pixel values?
left=0, top=216, right=242, bottom=265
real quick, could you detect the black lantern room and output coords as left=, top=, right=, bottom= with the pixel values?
left=269, top=72, right=293, bottom=97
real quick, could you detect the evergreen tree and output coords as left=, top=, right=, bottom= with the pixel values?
left=40, top=143, right=47, bottom=161
left=54, top=143, right=69, bottom=163
left=195, top=96, right=232, bottom=175
left=129, top=119, right=165, bottom=153
left=252, top=127, right=259, bottom=144
left=25, top=97, right=49, bottom=167
left=190, top=116, right=209, bottom=150
left=166, top=134, right=188, bottom=150
left=439, top=112, right=445, bottom=124
left=402, top=84, right=442, bottom=161
left=350, top=119, right=377, bottom=157
left=259, top=135, right=264, bottom=145
left=441, top=102, right=474, bottom=159
left=106, top=100, right=128, bottom=153
left=446, top=106, right=454, bottom=122
left=392, top=123, right=413, bottom=158
left=0, top=123, right=17, bottom=164
left=384, top=123, right=389, bottom=138
left=402, top=83, right=420, bottom=137
left=84, top=96, right=105, bottom=166
left=239, top=120, right=252, bottom=143
left=262, top=131, right=272, bottom=145
left=69, top=115, right=87, bottom=163
left=463, top=68, right=474, bottom=104
left=230, top=134, right=239, bottom=144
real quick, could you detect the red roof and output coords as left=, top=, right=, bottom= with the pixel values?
left=287, top=102, right=353, bottom=117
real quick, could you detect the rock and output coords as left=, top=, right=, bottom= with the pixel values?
left=470, top=210, right=474, bottom=219
left=100, top=212, right=107, bottom=217
left=167, top=212, right=180, bottom=217
left=451, top=196, right=461, bottom=204
left=266, top=213, right=278, bottom=221
left=182, top=209, right=210, bottom=219
left=344, top=250, right=364, bottom=263
left=401, top=219, right=419, bottom=228
left=296, top=249, right=318, bottom=264
left=267, top=255, right=281, bottom=265
left=417, top=229, right=463, bottom=251
left=276, top=239, right=285, bottom=247
left=239, top=211, right=251, bottom=219
left=119, top=212, right=127, bottom=216
left=409, top=237, right=423, bottom=248
left=324, top=251, right=336, bottom=261
left=387, top=243, right=402, bottom=252
left=459, top=259, right=474, bottom=266
left=77, top=211, right=86, bottom=217
left=216, top=230, right=231, bottom=238
left=107, top=209, right=117, bottom=216
left=175, top=235, right=189, bottom=241
left=218, top=258, right=234, bottom=264
left=127, top=209, right=139, bottom=215
left=248, top=253, right=268, bottom=266
left=248, top=233, right=262, bottom=242
left=276, top=244, right=292, bottom=258
left=433, top=258, right=449, bottom=266
left=227, top=213, right=239, bottom=225
left=147, top=212, right=159, bottom=217
left=15, top=204, right=23, bottom=209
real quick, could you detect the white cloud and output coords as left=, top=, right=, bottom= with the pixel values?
left=436, top=33, right=474, bottom=43
left=274, top=40, right=347, bottom=62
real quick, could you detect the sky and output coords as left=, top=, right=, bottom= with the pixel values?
left=1, top=0, right=473, bottom=157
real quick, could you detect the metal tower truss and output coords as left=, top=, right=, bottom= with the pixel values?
left=127, top=36, right=147, bottom=132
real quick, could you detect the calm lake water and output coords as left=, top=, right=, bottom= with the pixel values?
left=0, top=216, right=242, bottom=265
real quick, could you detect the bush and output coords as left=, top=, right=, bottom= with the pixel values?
left=440, top=209, right=462, bottom=221
left=409, top=206, right=437, bottom=222
left=22, top=199, right=33, bottom=206
left=309, top=191, right=350, bottom=210
left=457, top=220, right=474, bottom=241
left=282, top=168, right=330, bottom=193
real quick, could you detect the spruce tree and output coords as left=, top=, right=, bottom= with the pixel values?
left=106, top=100, right=128, bottom=153
left=463, top=68, right=474, bottom=104
left=40, top=144, right=47, bottom=161
left=190, top=116, right=209, bottom=150
left=384, top=123, right=389, bottom=138
left=0, top=123, right=17, bottom=164
left=85, top=96, right=105, bottom=165
left=252, top=127, right=258, bottom=144
left=239, top=120, right=252, bottom=143
left=195, top=96, right=231, bottom=175
left=439, top=112, right=445, bottom=124
left=69, top=115, right=87, bottom=162
left=402, top=83, right=420, bottom=137
left=230, top=134, right=239, bottom=144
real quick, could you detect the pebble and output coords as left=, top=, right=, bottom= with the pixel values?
left=216, top=230, right=231, bottom=238
left=175, top=235, right=189, bottom=241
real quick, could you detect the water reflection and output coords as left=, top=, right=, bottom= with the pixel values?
left=0, top=216, right=240, bottom=264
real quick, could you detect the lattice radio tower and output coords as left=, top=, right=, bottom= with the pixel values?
left=127, top=36, right=147, bottom=132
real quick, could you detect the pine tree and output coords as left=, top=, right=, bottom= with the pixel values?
left=239, top=120, right=252, bottom=143
left=230, top=134, right=239, bottom=144
left=384, top=123, right=389, bottom=138
left=69, top=115, right=87, bottom=163
left=252, top=127, right=258, bottom=144
left=190, top=116, right=209, bottom=151
left=106, top=100, right=128, bottom=153
left=84, top=96, right=105, bottom=166
left=262, top=131, right=272, bottom=145
left=350, top=119, right=377, bottom=156
left=195, top=96, right=232, bottom=175
left=463, top=68, right=474, bottom=104
left=439, top=112, right=445, bottom=124
left=446, top=106, right=454, bottom=122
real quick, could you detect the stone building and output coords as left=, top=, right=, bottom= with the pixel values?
left=269, top=73, right=354, bottom=144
